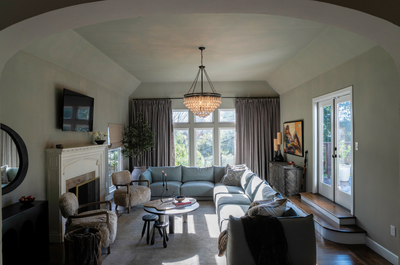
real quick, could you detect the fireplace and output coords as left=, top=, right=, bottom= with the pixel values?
left=67, top=172, right=100, bottom=213
left=45, top=145, right=107, bottom=243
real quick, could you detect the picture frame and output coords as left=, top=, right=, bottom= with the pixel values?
left=283, top=120, right=304, bottom=157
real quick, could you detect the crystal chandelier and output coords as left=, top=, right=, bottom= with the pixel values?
left=184, top=47, right=221, bottom=118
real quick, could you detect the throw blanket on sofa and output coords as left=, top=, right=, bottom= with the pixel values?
left=241, top=215, right=290, bottom=265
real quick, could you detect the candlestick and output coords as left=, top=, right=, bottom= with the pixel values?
left=165, top=173, right=168, bottom=190
left=162, top=170, right=165, bottom=187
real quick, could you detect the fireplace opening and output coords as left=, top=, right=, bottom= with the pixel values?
left=67, top=172, right=100, bottom=214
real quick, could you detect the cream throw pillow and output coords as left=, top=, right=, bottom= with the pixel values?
left=246, top=198, right=287, bottom=217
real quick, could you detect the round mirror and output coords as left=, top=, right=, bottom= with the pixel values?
left=1, top=124, right=29, bottom=195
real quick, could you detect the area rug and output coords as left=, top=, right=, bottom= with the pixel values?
left=103, top=201, right=226, bottom=265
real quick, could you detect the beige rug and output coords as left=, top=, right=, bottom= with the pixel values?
left=103, top=201, right=227, bottom=265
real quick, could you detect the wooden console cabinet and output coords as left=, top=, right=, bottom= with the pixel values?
left=269, top=161, right=303, bottom=197
left=2, top=200, right=49, bottom=264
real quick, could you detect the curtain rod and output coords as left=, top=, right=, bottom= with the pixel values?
left=131, top=96, right=279, bottom=100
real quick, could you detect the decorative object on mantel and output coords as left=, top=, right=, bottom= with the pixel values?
left=184, top=47, right=221, bottom=118
left=122, top=113, right=155, bottom=180
left=92, top=131, right=108, bottom=145
left=283, top=120, right=304, bottom=157
left=273, top=132, right=284, bottom=161
left=56, top=144, right=64, bottom=149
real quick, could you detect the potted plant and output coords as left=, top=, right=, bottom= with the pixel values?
left=121, top=113, right=155, bottom=180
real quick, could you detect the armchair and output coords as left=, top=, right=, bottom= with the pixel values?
left=59, top=192, right=117, bottom=254
left=112, top=170, right=151, bottom=213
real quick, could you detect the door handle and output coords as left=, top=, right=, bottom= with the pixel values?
left=332, top=154, right=337, bottom=158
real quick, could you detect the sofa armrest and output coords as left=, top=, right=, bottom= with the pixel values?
left=139, top=170, right=152, bottom=185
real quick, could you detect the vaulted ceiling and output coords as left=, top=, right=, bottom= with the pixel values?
left=23, top=14, right=377, bottom=96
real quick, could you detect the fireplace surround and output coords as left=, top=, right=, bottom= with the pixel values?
left=45, top=145, right=107, bottom=243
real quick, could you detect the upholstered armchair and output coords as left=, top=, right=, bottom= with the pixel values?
left=111, top=170, right=151, bottom=213
left=59, top=192, right=118, bottom=254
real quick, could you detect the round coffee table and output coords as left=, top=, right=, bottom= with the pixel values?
left=143, top=199, right=199, bottom=234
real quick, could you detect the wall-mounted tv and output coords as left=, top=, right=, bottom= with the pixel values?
left=61, top=89, right=94, bottom=132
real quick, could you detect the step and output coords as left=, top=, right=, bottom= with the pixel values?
left=288, top=195, right=366, bottom=244
left=300, top=192, right=355, bottom=225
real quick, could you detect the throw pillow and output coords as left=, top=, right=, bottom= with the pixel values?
left=282, top=207, right=299, bottom=217
left=246, top=198, right=287, bottom=217
left=221, top=167, right=247, bottom=187
left=248, top=198, right=274, bottom=209
left=1, top=165, right=8, bottom=184
left=220, top=163, right=247, bottom=183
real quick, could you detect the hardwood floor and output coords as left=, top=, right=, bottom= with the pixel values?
left=45, top=230, right=392, bottom=265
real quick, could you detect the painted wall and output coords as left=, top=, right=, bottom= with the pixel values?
left=280, top=46, right=399, bottom=254
left=0, top=50, right=129, bottom=206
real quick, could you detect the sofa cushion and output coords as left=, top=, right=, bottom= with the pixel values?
left=246, top=199, right=287, bottom=217
left=149, top=166, right=181, bottom=182
left=279, top=215, right=316, bottom=265
left=6, top=167, right=19, bottom=182
left=283, top=207, right=299, bottom=217
left=245, top=176, right=264, bottom=201
left=218, top=204, right=249, bottom=232
left=220, top=164, right=247, bottom=183
left=149, top=181, right=181, bottom=197
left=182, top=166, right=213, bottom=182
left=253, top=182, right=279, bottom=201
left=181, top=181, right=214, bottom=197
left=221, top=167, right=246, bottom=187
left=213, top=166, right=226, bottom=183
left=215, top=193, right=252, bottom=209
left=240, top=169, right=256, bottom=190
left=226, top=216, right=256, bottom=265
left=213, top=183, right=245, bottom=201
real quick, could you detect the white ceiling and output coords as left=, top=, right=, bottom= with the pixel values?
left=24, top=13, right=377, bottom=95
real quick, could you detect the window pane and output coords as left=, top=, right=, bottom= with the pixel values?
left=320, top=105, right=332, bottom=186
left=220, top=129, right=235, bottom=166
left=337, top=100, right=352, bottom=194
left=173, top=110, right=189, bottom=123
left=108, top=148, right=120, bottom=188
left=219, top=110, right=235, bottom=122
left=174, top=129, right=189, bottom=166
left=195, top=113, right=213, bottom=123
left=195, top=129, right=213, bottom=167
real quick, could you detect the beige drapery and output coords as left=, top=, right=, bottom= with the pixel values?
left=235, top=98, right=280, bottom=181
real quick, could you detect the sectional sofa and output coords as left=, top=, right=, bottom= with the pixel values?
left=139, top=165, right=316, bottom=264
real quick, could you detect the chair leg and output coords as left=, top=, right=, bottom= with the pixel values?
left=158, top=227, right=163, bottom=237
left=163, top=228, right=167, bottom=248
left=146, top=221, right=151, bottom=244
left=141, top=221, right=147, bottom=238
left=165, top=228, right=169, bottom=241
left=151, top=224, right=155, bottom=245
left=108, top=246, right=111, bottom=254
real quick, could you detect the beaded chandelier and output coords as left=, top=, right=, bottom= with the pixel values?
left=184, top=47, right=221, bottom=118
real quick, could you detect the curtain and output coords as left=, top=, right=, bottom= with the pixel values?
left=235, top=98, right=280, bottom=181
left=131, top=99, right=174, bottom=168
left=1, top=130, right=19, bottom=167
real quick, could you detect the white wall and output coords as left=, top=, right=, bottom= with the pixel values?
left=0, top=50, right=130, bottom=206
left=280, top=46, right=399, bottom=255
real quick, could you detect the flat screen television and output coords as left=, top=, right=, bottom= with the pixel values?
left=61, top=89, right=94, bottom=132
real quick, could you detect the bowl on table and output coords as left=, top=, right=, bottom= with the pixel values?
left=174, top=195, right=186, bottom=202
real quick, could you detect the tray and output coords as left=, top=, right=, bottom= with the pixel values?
left=144, top=198, right=197, bottom=211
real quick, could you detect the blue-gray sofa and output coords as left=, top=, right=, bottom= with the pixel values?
left=139, top=165, right=316, bottom=265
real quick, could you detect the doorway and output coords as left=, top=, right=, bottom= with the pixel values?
left=313, top=86, right=353, bottom=212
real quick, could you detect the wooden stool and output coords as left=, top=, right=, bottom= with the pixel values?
left=141, top=214, right=158, bottom=244
left=151, top=221, right=169, bottom=248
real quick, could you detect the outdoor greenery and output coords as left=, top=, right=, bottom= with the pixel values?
left=122, top=113, right=155, bottom=166
left=174, top=130, right=189, bottom=166
left=108, top=149, right=120, bottom=187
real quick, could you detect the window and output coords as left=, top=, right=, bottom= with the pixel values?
left=174, top=129, right=189, bottom=166
left=173, top=109, right=235, bottom=166
left=195, top=129, right=213, bottom=166
left=108, top=148, right=121, bottom=191
left=173, top=110, right=189, bottom=123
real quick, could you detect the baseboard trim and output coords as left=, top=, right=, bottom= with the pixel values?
left=365, top=236, right=398, bottom=265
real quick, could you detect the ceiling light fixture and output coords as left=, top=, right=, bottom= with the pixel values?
left=184, top=47, right=221, bottom=118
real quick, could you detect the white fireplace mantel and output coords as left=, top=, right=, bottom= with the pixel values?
left=45, top=145, right=107, bottom=243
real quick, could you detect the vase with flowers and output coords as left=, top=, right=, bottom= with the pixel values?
left=92, top=131, right=108, bottom=145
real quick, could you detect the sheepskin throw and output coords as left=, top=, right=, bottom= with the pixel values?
left=218, top=229, right=228, bottom=257
left=66, top=209, right=118, bottom=248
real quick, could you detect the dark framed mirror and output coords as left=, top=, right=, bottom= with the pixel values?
left=1, top=124, right=29, bottom=195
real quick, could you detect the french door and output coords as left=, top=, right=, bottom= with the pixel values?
left=314, top=87, right=353, bottom=211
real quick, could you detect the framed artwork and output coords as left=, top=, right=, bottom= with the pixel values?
left=283, top=120, right=304, bottom=157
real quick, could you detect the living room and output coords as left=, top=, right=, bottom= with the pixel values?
left=1, top=1, right=400, bottom=264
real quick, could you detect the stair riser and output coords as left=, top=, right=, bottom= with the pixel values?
left=301, top=195, right=355, bottom=225
left=314, top=222, right=365, bottom=244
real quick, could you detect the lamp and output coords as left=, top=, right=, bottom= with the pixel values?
left=274, top=132, right=284, bottom=161
left=184, top=47, right=221, bottom=118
